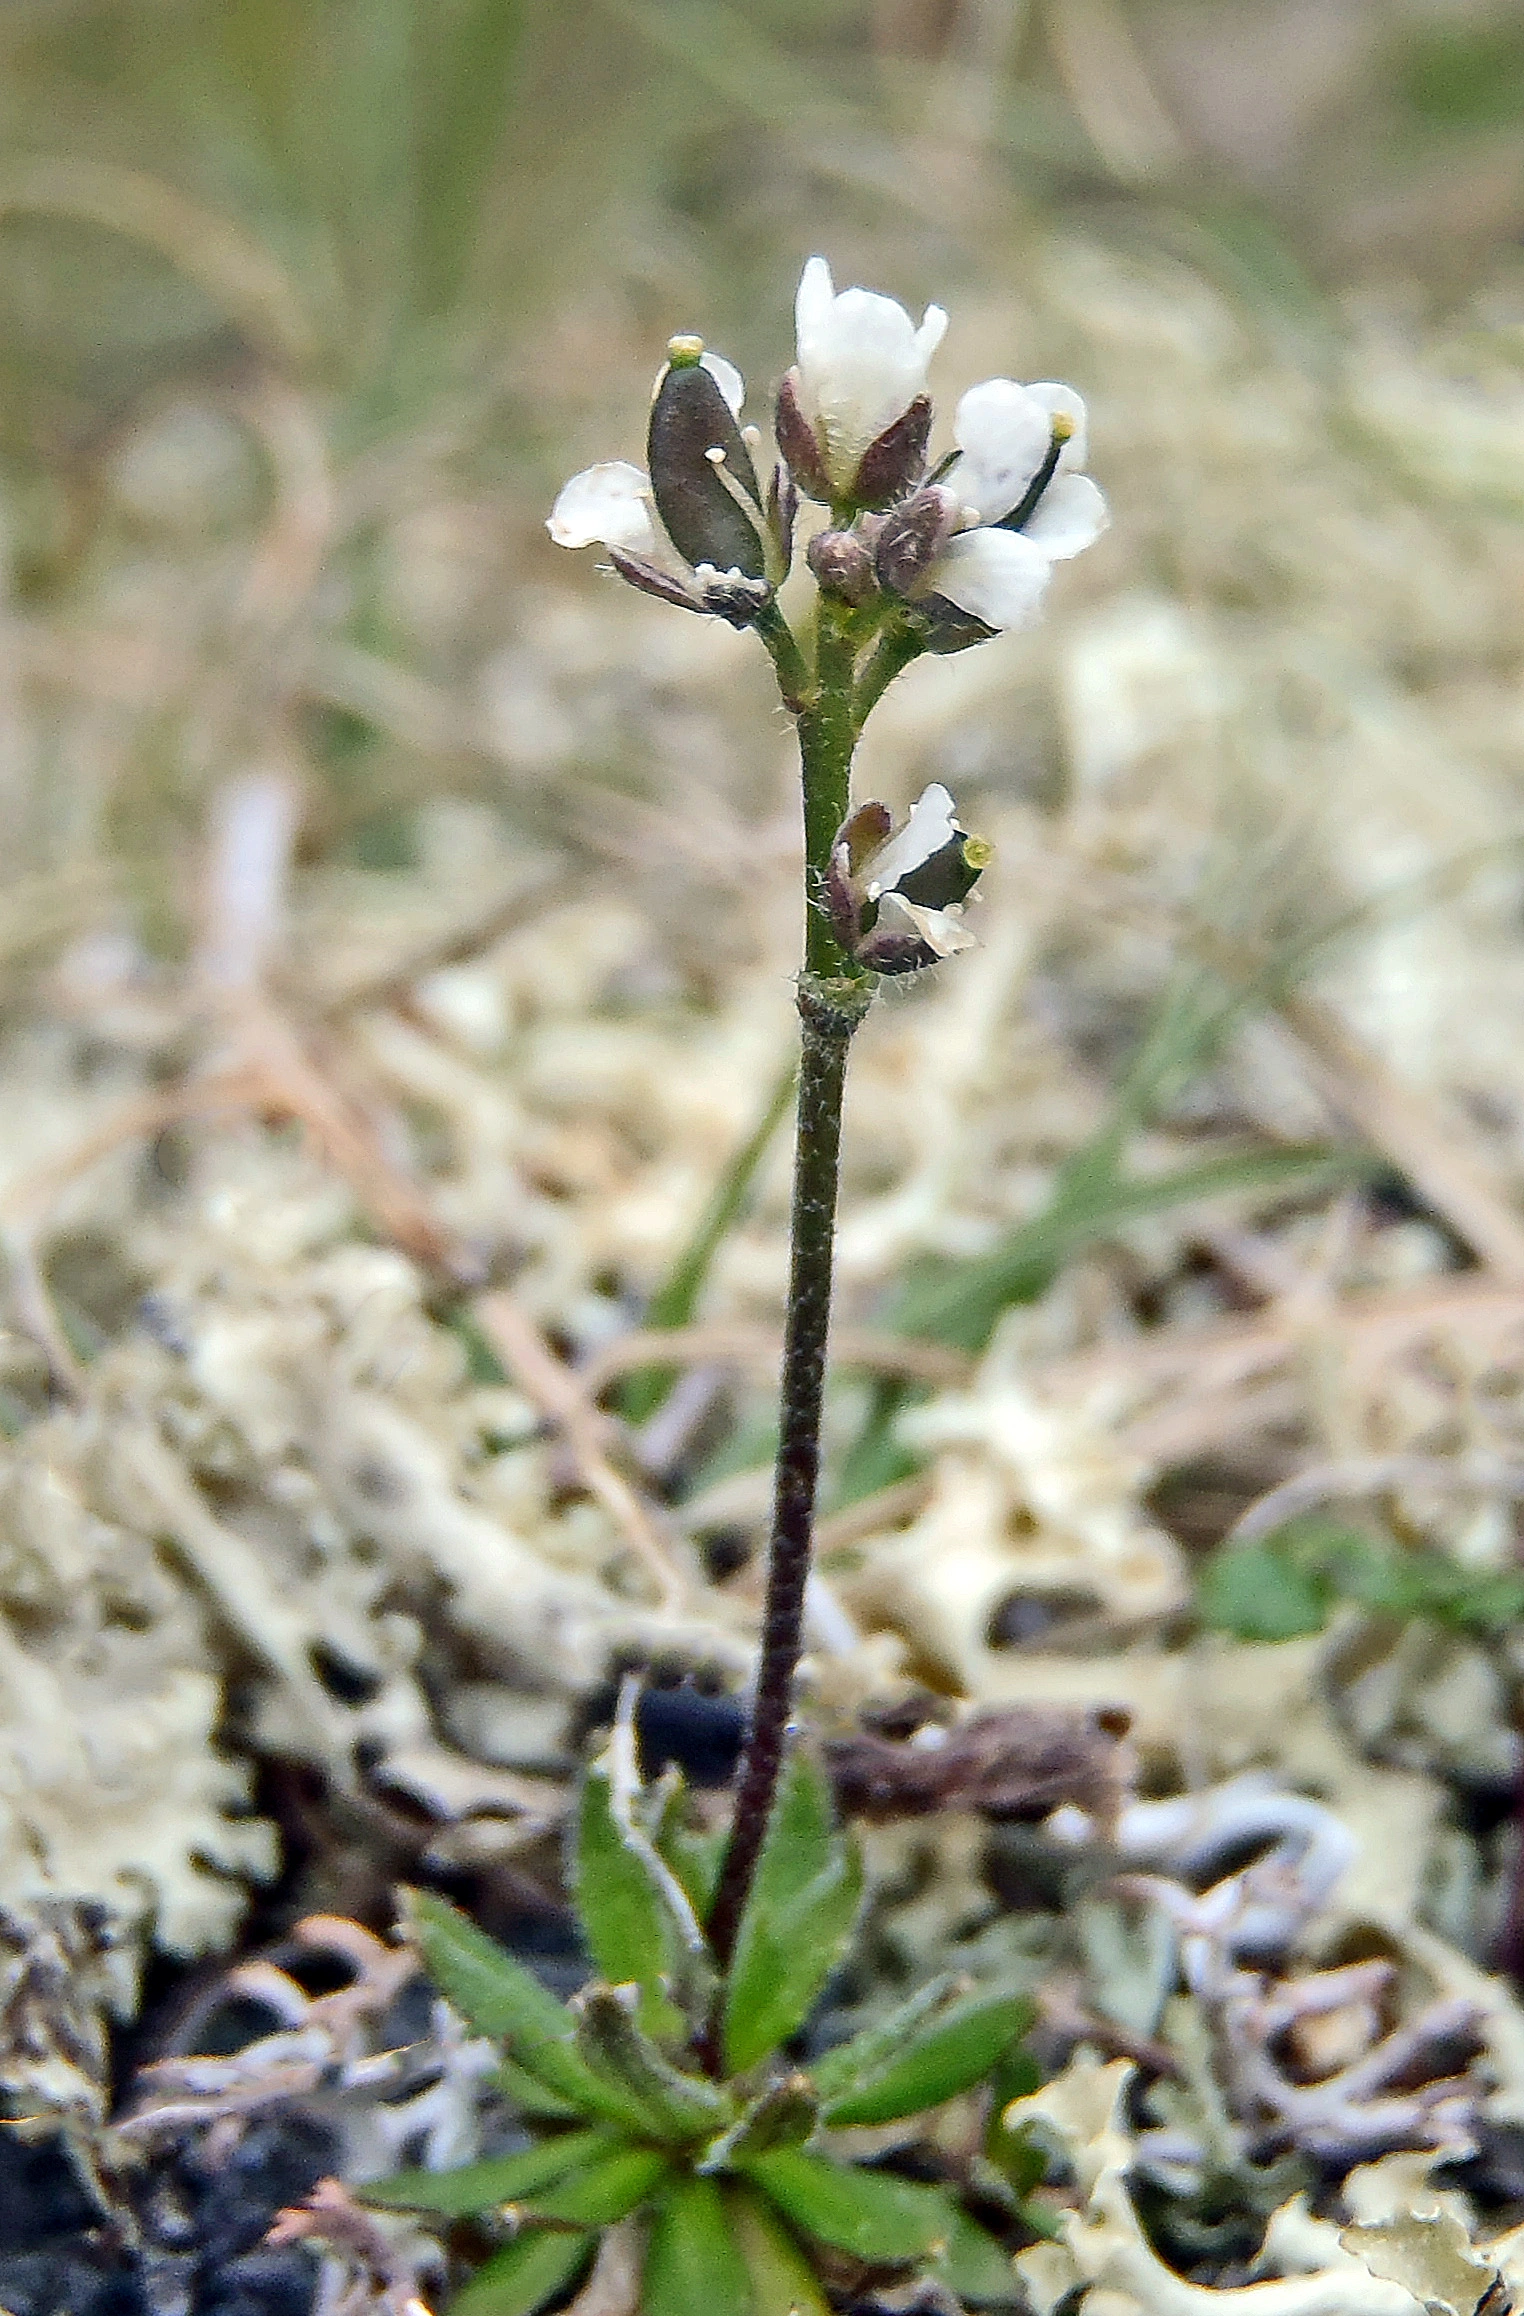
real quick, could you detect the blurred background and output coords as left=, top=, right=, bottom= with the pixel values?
left=1, top=0, right=1522, bottom=882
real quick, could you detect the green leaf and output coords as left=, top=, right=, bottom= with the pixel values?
left=723, top=1748, right=863, bottom=2075
left=406, top=1888, right=575, bottom=2044
left=573, top=1751, right=688, bottom=2039
left=521, top=2143, right=671, bottom=2226
left=493, top=2056, right=583, bottom=2121
left=404, top=1890, right=648, bottom=2130
left=744, top=2148, right=956, bottom=2263
left=818, top=1988, right=1034, bottom=2125
left=730, top=2184, right=831, bottom=2316
left=933, top=2208, right=1020, bottom=2307
left=574, top=1985, right=733, bottom=2143
left=451, top=2228, right=594, bottom=2316
left=698, top=2073, right=818, bottom=2171
left=660, top=1818, right=728, bottom=1922
left=654, top=1782, right=729, bottom=1923
left=1196, top=1538, right=1331, bottom=1643
left=809, top=1975, right=959, bottom=2106
left=364, top=2126, right=614, bottom=2213
left=642, top=2175, right=753, bottom=2316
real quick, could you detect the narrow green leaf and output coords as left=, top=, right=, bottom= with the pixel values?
left=406, top=1888, right=575, bottom=2045
left=698, top=2074, right=818, bottom=2172
left=658, top=1815, right=728, bottom=1924
left=808, top=1975, right=960, bottom=2104
left=521, top=2144, right=670, bottom=2227
left=933, top=2208, right=1020, bottom=2307
left=642, top=2175, right=752, bottom=2316
left=729, top=2183, right=832, bottom=2316
left=723, top=1749, right=863, bottom=2075
left=819, top=1991, right=1035, bottom=2126
left=574, top=1985, right=733, bottom=2143
left=494, top=2056, right=583, bottom=2121
left=451, top=2228, right=594, bottom=2316
left=364, top=2126, right=614, bottom=2214
left=573, top=1753, right=686, bottom=2038
left=404, top=1890, right=648, bottom=2130
left=745, top=2149, right=955, bottom=2263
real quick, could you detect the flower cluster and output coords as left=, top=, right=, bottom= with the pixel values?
left=549, top=255, right=1107, bottom=644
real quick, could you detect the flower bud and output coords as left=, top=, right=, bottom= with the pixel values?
left=873, top=485, right=962, bottom=598
left=850, top=393, right=933, bottom=509
left=648, top=340, right=768, bottom=583
left=807, top=527, right=877, bottom=606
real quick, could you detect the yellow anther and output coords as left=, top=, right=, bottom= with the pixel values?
left=667, top=333, right=706, bottom=364
left=1050, top=412, right=1076, bottom=442
left=961, top=834, right=994, bottom=871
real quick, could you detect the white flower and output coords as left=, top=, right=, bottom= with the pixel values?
left=917, top=376, right=1109, bottom=632
left=827, top=781, right=991, bottom=972
left=952, top=378, right=1087, bottom=520
left=790, top=256, right=947, bottom=496
left=547, top=348, right=774, bottom=621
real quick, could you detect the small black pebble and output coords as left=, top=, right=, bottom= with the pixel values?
left=636, top=1682, right=748, bottom=1786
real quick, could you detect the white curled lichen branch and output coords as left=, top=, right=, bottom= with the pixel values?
left=1009, top=2054, right=1432, bottom=2316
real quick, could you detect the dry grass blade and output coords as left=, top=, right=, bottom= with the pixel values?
left=582, top=1322, right=973, bottom=1397
left=474, top=1292, right=691, bottom=1614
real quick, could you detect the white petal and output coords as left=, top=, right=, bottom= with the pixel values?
left=700, top=351, right=745, bottom=417
left=915, top=304, right=949, bottom=365
left=795, top=256, right=836, bottom=352
left=865, top=781, right=960, bottom=896
left=793, top=260, right=946, bottom=491
left=547, top=461, right=658, bottom=554
left=1025, top=383, right=1088, bottom=471
left=928, top=527, right=1052, bottom=631
left=1020, top=472, right=1108, bottom=560
left=953, top=379, right=1054, bottom=523
left=876, top=890, right=978, bottom=958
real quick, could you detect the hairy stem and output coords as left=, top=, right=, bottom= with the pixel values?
left=706, top=597, right=871, bottom=1978
left=705, top=988, right=862, bottom=1971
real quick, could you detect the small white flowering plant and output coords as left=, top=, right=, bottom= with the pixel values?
left=382, top=258, right=1104, bottom=2312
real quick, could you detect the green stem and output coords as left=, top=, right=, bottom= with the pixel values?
left=853, top=624, right=921, bottom=728
left=797, top=598, right=867, bottom=981
left=754, top=598, right=811, bottom=714
left=704, top=980, right=866, bottom=1975
left=705, top=597, right=872, bottom=1981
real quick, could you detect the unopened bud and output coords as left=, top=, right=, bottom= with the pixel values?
left=807, top=527, right=876, bottom=606
left=873, top=486, right=961, bottom=598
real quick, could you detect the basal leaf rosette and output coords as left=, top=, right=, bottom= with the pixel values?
left=369, top=1744, right=1036, bottom=2313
